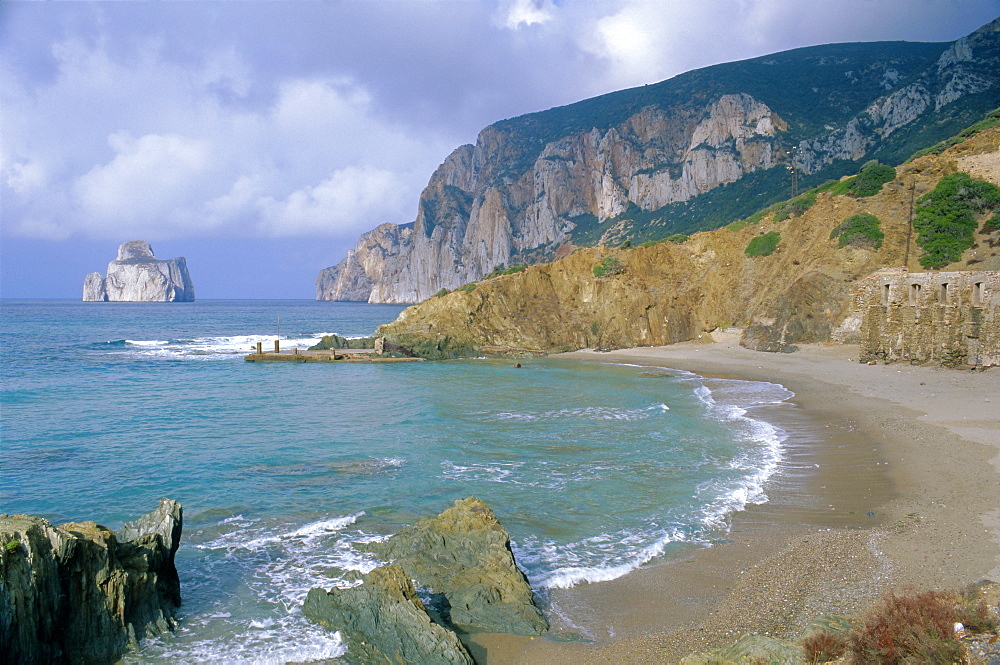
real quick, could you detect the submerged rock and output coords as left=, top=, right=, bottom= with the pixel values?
left=0, top=498, right=183, bottom=663
left=367, top=496, right=548, bottom=635
left=303, top=564, right=473, bottom=665
left=83, top=240, right=195, bottom=302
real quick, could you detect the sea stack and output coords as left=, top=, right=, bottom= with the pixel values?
left=83, top=240, right=195, bottom=302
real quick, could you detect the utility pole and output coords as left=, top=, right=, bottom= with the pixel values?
left=787, top=148, right=799, bottom=198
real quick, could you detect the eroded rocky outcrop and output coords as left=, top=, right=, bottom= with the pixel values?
left=0, top=498, right=183, bottom=664
left=374, top=127, right=1000, bottom=357
left=303, top=565, right=474, bottom=665
left=365, top=497, right=548, bottom=635
left=319, top=20, right=999, bottom=304
left=83, top=240, right=195, bottom=302
left=304, top=498, right=546, bottom=662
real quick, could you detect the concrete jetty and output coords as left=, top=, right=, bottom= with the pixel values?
left=243, top=340, right=422, bottom=363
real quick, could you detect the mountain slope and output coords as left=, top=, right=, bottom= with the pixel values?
left=374, top=122, right=1000, bottom=356
left=318, top=18, right=1000, bottom=303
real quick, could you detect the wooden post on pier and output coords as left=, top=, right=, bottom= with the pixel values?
left=257, top=341, right=263, bottom=354
left=274, top=340, right=280, bottom=353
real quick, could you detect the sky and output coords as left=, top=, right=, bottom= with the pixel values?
left=2, top=1, right=998, bottom=299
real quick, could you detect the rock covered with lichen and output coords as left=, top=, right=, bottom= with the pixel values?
left=0, top=498, right=183, bottom=663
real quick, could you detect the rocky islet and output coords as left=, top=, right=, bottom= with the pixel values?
left=83, top=240, right=195, bottom=302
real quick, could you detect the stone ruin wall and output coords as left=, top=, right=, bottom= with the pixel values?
left=852, top=268, right=999, bottom=368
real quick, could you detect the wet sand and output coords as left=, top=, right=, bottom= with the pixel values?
left=468, top=338, right=1000, bottom=663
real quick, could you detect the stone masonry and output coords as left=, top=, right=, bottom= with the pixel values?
left=854, top=268, right=999, bottom=367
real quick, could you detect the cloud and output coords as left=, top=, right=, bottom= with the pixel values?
left=2, top=0, right=997, bottom=249
left=73, top=132, right=214, bottom=235
left=499, top=0, right=556, bottom=29
left=257, top=166, right=408, bottom=238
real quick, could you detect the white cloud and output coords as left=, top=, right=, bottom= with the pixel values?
left=500, top=0, right=556, bottom=29
left=73, top=132, right=213, bottom=232
left=257, top=166, right=408, bottom=237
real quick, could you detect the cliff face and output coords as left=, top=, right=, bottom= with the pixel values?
left=375, top=126, right=1000, bottom=356
left=319, top=19, right=1000, bottom=304
left=84, top=240, right=195, bottom=302
left=0, top=498, right=183, bottom=664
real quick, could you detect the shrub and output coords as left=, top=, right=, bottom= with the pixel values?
left=619, top=240, right=632, bottom=249
left=666, top=234, right=690, bottom=243
left=593, top=257, right=625, bottom=277
left=830, top=160, right=896, bottom=198
left=802, top=630, right=848, bottom=664
left=745, top=231, right=781, bottom=257
left=457, top=282, right=477, bottom=293
left=982, top=212, right=1000, bottom=234
left=914, top=172, right=1000, bottom=268
left=847, top=589, right=997, bottom=663
left=830, top=212, right=884, bottom=249
left=433, top=288, right=451, bottom=298
left=485, top=265, right=527, bottom=278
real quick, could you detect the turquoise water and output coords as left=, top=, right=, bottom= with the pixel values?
left=1, top=300, right=792, bottom=662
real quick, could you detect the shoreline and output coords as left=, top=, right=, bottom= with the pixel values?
left=470, top=338, right=1000, bottom=662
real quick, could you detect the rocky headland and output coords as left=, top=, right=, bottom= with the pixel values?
left=372, top=123, right=1000, bottom=364
left=318, top=19, right=999, bottom=304
left=83, top=240, right=195, bottom=302
left=0, top=498, right=183, bottom=664
left=304, top=497, right=545, bottom=662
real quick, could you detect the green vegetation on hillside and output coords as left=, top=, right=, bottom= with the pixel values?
left=830, top=212, right=885, bottom=249
left=489, top=41, right=948, bottom=184
left=907, top=107, right=1000, bottom=162
left=745, top=232, right=781, bottom=257
left=829, top=160, right=896, bottom=197
left=914, top=172, right=1000, bottom=268
left=593, top=257, right=625, bottom=278
left=486, top=265, right=527, bottom=278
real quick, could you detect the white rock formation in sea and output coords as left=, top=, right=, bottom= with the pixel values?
left=83, top=241, right=195, bottom=302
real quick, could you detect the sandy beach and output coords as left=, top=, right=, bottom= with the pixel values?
left=469, top=337, right=1000, bottom=663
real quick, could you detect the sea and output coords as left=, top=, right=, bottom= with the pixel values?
left=0, top=299, right=794, bottom=663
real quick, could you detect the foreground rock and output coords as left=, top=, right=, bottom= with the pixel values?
left=83, top=240, right=195, bottom=301
left=303, top=565, right=473, bottom=664
left=367, top=497, right=548, bottom=635
left=0, top=498, right=183, bottom=663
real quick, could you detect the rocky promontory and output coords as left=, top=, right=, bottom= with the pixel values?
left=0, top=498, right=183, bottom=663
left=83, top=240, right=195, bottom=302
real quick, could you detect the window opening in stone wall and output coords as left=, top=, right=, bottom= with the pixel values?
left=939, top=283, right=949, bottom=303
left=909, top=283, right=920, bottom=306
left=882, top=283, right=890, bottom=306
left=973, top=282, right=983, bottom=307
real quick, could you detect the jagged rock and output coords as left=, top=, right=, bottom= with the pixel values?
left=365, top=497, right=548, bottom=635
left=83, top=240, right=195, bottom=302
left=302, top=565, right=473, bottom=665
left=82, top=272, right=107, bottom=301
left=373, top=126, right=1000, bottom=362
left=318, top=20, right=1000, bottom=304
left=0, top=498, right=183, bottom=664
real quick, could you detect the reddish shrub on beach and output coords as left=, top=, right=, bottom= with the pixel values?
left=847, top=588, right=996, bottom=663
left=802, top=630, right=848, bottom=663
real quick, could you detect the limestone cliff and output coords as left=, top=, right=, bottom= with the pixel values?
left=84, top=240, right=195, bottom=302
left=320, top=19, right=1000, bottom=303
left=0, top=498, right=183, bottom=664
left=375, top=125, right=1000, bottom=356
